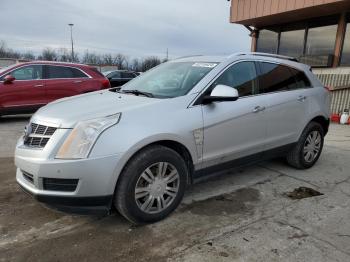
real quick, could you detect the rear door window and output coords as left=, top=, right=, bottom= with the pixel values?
left=71, top=67, right=88, bottom=78
left=257, top=62, right=299, bottom=94
left=46, top=65, right=87, bottom=79
left=289, top=67, right=312, bottom=89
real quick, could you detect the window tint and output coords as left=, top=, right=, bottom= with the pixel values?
left=46, top=66, right=87, bottom=79
left=305, top=25, right=337, bottom=56
left=279, top=29, right=305, bottom=57
left=11, top=65, right=43, bottom=80
left=71, top=67, right=87, bottom=78
left=213, top=62, right=257, bottom=97
left=257, top=29, right=279, bottom=54
left=258, top=63, right=310, bottom=93
left=109, top=72, right=121, bottom=79
left=122, top=62, right=216, bottom=98
left=341, top=22, right=350, bottom=65
left=289, top=68, right=311, bottom=89
left=121, top=72, right=135, bottom=79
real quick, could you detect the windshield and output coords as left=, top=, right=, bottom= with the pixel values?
left=120, top=62, right=217, bottom=98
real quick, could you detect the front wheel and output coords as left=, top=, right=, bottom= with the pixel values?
left=114, top=145, right=188, bottom=224
left=286, top=122, right=324, bottom=169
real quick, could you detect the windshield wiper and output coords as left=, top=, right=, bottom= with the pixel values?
left=120, top=89, right=154, bottom=98
left=109, top=87, right=121, bottom=92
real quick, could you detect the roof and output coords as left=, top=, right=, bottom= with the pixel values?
left=19, top=61, right=92, bottom=68
left=173, top=52, right=299, bottom=64
left=230, top=0, right=350, bottom=28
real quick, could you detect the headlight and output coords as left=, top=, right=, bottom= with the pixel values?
left=56, top=113, right=121, bottom=159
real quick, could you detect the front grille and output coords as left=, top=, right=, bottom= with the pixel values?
left=43, top=178, right=79, bottom=192
left=23, top=123, right=57, bottom=148
left=22, top=171, right=34, bottom=184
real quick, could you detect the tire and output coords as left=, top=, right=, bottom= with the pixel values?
left=286, top=122, right=324, bottom=169
left=114, top=145, right=188, bottom=224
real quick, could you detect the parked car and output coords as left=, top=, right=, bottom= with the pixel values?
left=0, top=61, right=111, bottom=116
left=103, top=70, right=138, bottom=88
left=15, top=52, right=330, bottom=224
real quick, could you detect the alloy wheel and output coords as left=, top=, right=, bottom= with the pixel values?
left=303, top=131, right=322, bottom=163
left=134, top=162, right=180, bottom=214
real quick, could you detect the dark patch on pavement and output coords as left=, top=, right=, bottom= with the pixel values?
left=285, top=187, right=323, bottom=200
left=182, top=188, right=260, bottom=216
left=0, top=159, right=258, bottom=262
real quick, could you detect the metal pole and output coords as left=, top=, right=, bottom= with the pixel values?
left=68, top=23, right=74, bottom=62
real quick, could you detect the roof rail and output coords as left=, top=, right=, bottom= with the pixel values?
left=174, top=54, right=203, bottom=60
left=231, top=52, right=298, bottom=62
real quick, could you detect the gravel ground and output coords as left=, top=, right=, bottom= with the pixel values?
left=0, top=117, right=349, bottom=262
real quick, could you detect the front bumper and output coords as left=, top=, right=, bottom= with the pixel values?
left=15, top=151, right=123, bottom=214
left=19, top=183, right=113, bottom=214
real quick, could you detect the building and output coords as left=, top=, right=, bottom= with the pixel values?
left=230, top=0, right=350, bottom=113
left=0, top=58, right=30, bottom=69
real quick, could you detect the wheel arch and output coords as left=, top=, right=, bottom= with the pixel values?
left=309, top=115, right=330, bottom=135
left=113, top=139, right=196, bottom=192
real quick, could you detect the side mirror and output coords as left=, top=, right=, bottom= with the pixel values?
left=4, top=75, right=15, bottom=84
left=202, top=84, right=239, bottom=104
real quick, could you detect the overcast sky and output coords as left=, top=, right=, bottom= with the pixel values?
left=0, top=0, right=250, bottom=59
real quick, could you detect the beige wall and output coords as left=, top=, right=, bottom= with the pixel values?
left=231, top=0, right=350, bottom=27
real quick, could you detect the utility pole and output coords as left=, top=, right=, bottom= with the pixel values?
left=68, top=23, right=74, bottom=62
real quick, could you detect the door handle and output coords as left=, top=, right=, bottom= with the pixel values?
left=34, top=84, right=44, bottom=87
left=297, top=95, right=307, bottom=102
left=253, top=106, right=265, bottom=113
left=74, top=80, right=82, bottom=83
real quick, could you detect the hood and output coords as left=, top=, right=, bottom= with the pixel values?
left=32, top=90, right=160, bottom=128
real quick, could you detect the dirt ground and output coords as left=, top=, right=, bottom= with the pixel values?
left=0, top=117, right=350, bottom=262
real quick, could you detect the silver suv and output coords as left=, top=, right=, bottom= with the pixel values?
left=15, top=52, right=330, bottom=224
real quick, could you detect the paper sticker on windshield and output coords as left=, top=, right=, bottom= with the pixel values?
left=192, top=63, right=217, bottom=68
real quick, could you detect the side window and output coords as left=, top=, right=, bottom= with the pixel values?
left=11, top=65, right=43, bottom=80
left=110, top=72, right=121, bottom=79
left=289, top=68, right=312, bottom=89
left=258, top=63, right=298, bottom=94
left=212, top=62, right=258, bottom=97
left=71, top=67, right=88, bottom=78
left=46, top=66, right=86, bottom=79
left=47, top=66, right=73, bottom=79
left=121, top=72, right=135, bottom=79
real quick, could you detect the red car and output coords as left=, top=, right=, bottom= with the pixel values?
left=0, top=61, right=111, bottom=116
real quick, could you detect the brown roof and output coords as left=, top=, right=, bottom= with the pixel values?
left=230, top=0, right=350, bottom=28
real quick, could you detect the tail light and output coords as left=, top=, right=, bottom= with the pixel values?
left=101, top=79, right=111, bottom=89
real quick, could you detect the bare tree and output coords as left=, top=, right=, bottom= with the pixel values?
left=130, top=58, right=141, bottom=71
left=57, top=48, right=71, bottom=62
left=0, top=40, right=21, bottom=59
left=82, top=50, right=102, bottom=65
left=22, top=51, right=35, bottom=60
left=124, top=56, right=130, bottom=70
left=114, top=53, right=127, bottom=69
left=0, top=40, right=7, bottom=57
left=41, top=48, right=58, bottom=61
left=141, top=56, right=161, bottom=72
left=103, top=53, right=114, bottom=65
left=0, top=40, right=165, bottom=70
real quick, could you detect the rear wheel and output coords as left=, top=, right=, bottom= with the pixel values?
left=114, top=145, right=188, bottom=224
left=286, top=122, right=324, bottom=169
